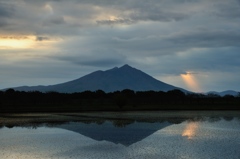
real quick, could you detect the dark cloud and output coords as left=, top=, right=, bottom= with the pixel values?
left=75, top=59, right=124, bottom=67
left=1, top=35, right=28, bottom=38
left=186, top=49, right=240, bottom=72
left=151, top=48, right=240, bottom=76
left=0, top=2, right=14, bottom=17
left=97, top=11, right=188, bottom=25
left=96, top=18, right=133, bottom=25
left=0, top=2, right=15, bottom=28
left=181, top=72, right=199, bottom=75
left=35, top=36, right=50, bottom=41
left=0, top=18, right=8, bottom=27
left=128, top=10, right=188, bottom=23
left=167, top=30, right=240, bottom=48
left=55, top=49, right=127, bottom=67
left=94, top=1, right=190, bottom=25
left=214, top=0, right=240, bottom=18
left=57, top=56, right=125, bottom=67
left=42, top=16, right=66, bottom=26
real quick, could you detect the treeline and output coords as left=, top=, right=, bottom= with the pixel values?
left=0, top=89, right=239, bottom=112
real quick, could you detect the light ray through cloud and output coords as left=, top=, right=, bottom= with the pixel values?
left=181, top=72, right=202, bottom=92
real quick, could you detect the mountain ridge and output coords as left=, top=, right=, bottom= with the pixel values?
left=206, top=90, right=239, bottom=97
left=4, top=64, right=186, bottom=93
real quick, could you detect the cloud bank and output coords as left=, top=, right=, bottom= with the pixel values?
left=0, top=0, right=240, bottom=92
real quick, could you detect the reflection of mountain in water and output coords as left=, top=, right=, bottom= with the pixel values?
left=57, top=121, right=171, bottom=146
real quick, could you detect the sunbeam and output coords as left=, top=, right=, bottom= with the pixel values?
left=181, top=72, right=201, bottom=92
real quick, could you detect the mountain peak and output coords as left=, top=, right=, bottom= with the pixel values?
left=120, top=64, right=133, bottom=69
left=107, top=64, right=133, bottom=72
left=108, top=66, right=118, bottom=71
left=122, top=64, right=131, bottom=67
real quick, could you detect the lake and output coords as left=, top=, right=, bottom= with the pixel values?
left=0, top=111, right=240, bottom=159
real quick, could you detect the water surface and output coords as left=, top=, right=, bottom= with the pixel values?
left=0, top=111, right=240, bottom=159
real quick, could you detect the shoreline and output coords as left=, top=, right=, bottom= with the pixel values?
left=1, top=110, right=240, bottom=126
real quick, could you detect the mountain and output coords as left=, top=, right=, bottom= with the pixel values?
left=6, top=64, right=186, bottom=93
left=206, top=90, right=239, bottom=97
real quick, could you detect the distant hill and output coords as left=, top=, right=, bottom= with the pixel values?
left=206, top=90, right=239, bottom=97
left=5, top=64, right=186, bottom=93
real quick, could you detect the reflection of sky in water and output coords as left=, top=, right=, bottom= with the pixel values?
left=182, top=122, right=199, bottom=139
left=0, top=119, right=240, bottom=159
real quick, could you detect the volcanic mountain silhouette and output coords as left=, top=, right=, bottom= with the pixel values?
left=9, top=64, right=185, bottom=93
left=57, top=121, right=171, bottom=146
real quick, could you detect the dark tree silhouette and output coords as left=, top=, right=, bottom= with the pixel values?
left=95, top=90, right=106, bottom=98
left=0, top=88, right=239, bottom=113
left=114, top=93, right=127, bottom=109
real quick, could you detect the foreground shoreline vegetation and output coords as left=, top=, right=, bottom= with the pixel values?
left=1, top=111, right=240, bottom=129
left=0, top=89, right=239, bottom=113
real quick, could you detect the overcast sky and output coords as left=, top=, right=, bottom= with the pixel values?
left=0, top=0, right=240, bottom=92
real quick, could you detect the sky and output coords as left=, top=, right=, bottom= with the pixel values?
left=0, top=0, right=240, bottom=93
